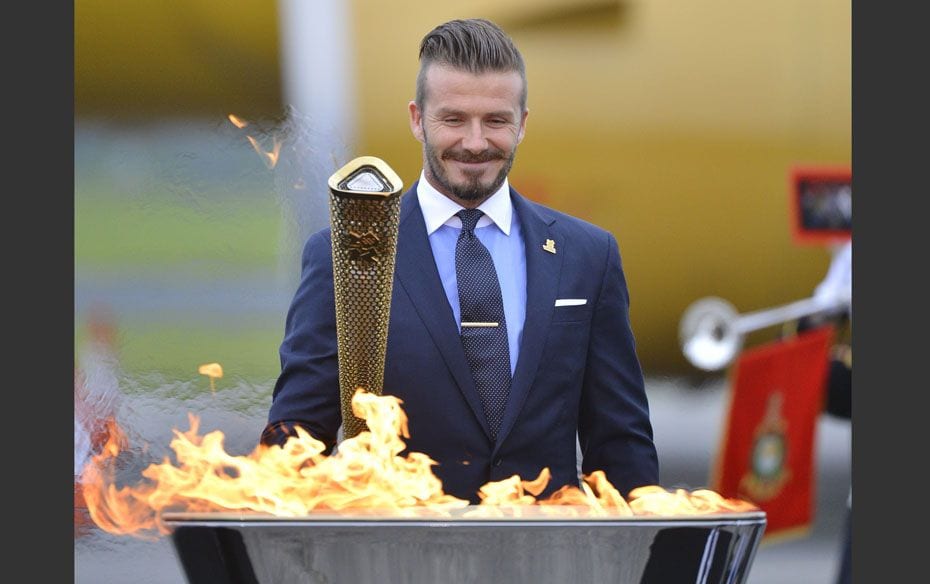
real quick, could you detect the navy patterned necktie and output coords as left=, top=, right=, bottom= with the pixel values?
left=455, top=208, right=511, bottom=440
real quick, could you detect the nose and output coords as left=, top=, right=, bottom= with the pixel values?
left=461, top=120, right=488, bottom=154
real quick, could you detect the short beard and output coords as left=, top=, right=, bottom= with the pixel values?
left=423, top=132, right=516, bottom=203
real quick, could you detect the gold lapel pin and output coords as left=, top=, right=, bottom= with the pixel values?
left=543, top=239, right=557, bottom=254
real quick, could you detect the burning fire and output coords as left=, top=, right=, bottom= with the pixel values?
left=197, top=362, right=223, bottom=394
left=79, top=389, right=756, bottom=538
left=245, top=135, right=281, bottom=169
left=228, top=113, right=281, bottom=169
left=227, top=114, right=249, bottom=129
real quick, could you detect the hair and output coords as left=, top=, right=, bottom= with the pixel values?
left=415, top=18, right=527, bottom=112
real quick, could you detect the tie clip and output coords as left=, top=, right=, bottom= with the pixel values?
left=461, top=322, right=499, bottom=328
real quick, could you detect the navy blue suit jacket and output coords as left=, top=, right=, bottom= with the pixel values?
left=263, top=185, right=659, bottom=503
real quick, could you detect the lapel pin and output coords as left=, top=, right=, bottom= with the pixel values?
left=542, top=239, right=557, bottom=254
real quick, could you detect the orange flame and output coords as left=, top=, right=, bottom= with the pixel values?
left=80, top=389, right=757, bottom=538
left=627, top=485, right=757, bottom=515
left=245, top=135, right=281, bottom=169
left=227, top=113, right=281, bottom=168
left=197, top=362, right=223, bottom=394
left=227, top=114, right=249, bottom=129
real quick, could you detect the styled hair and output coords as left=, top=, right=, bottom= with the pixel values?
left=415, top=18, right=527, bottom=111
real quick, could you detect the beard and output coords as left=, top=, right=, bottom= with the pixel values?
left=423, top=133, right=517, bottom=203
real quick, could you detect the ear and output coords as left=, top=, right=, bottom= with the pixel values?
left=408, top=100, right=425, bottom=143
left=516, top=108, right=529, bottom=145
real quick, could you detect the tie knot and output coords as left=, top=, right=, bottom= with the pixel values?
left=457, top=209, right=484, bottom=233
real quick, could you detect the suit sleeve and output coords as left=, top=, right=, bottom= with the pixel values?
left=260, top=230, right=341, bottom=452
left=578, top=231, right=659, bottom=495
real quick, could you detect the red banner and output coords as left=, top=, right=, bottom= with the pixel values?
left=711, top=326, right=834, bottom=540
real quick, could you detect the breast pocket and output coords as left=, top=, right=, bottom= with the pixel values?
left=540, top=307, right=592, bottom=386
left=551, top=304, right=592, bottom=324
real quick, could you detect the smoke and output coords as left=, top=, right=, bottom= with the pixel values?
left=267, top=106, right=350, bottom=287
left=73, top=114, right=355, bottom=582
left=75, top=111, right=353, bottom=480
left=74, top=367, right=276, bottom=583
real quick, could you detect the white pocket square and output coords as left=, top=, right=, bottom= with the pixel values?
left=554, top=298, right=587, bottom=307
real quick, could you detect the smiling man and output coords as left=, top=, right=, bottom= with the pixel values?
left=410, top=60, right=526, bottom=206
left=262, top=18, right=659, bottom=503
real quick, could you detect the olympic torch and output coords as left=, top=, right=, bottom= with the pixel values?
left=327, top=156, right=404, bottom=438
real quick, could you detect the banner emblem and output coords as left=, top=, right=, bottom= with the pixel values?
left=740, top=392, right=791, bottom=501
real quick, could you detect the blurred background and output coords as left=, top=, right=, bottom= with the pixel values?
left=75, top=0, right=851, bottom=373
left=74, top=1, right=850, bottom=582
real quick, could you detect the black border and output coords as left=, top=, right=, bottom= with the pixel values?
left=12, top=2, right=75, bottom=582
left=853, top=1, right=927, bottom=582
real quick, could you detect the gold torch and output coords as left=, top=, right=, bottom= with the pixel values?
left=327, top=156, right=404, bottom=439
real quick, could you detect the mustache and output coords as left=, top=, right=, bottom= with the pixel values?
left=441, top=148, right=506, bottom=163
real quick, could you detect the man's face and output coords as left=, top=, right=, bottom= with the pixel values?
left=409, top=64, right=528, bottom=207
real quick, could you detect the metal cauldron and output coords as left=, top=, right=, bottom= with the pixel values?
left=165, top=508, right=766, bottom=584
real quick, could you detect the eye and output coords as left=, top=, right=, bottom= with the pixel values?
left=486, top=119, right=508, bottom=128
left=443, top=117, right=463, bottom=126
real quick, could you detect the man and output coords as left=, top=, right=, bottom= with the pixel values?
left=262, top=18, right=659, bottom=503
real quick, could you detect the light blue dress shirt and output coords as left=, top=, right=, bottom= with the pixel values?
left=416, top=172, right=527, bottom=376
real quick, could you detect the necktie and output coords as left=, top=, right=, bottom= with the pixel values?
left=455, top=209, right=511, bottom=439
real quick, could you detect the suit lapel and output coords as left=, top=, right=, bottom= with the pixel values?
left=393, top=186, right=493, bottom=438
left=494, top=189, right=562, bottom=451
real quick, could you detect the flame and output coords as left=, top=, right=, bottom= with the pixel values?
left=197, top=362, right=223, bottom=394
left=80, top=389, right=758, bottom=538
left=627, top=485, right=757, bottom=515
left=245, top=135, right=281, bottom=169
left=227, top=113, right=281, bottom=168
left=75, top=416, right=126, bottom=536
left=227, top=114, right=249, bottom=129
left=461, top=468, right=634, bottom=518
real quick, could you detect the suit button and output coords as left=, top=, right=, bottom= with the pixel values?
left=494, top=458, right=502, bottom=467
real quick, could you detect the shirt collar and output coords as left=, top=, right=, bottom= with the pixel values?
left=416, top=170, right=512, bottom=236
